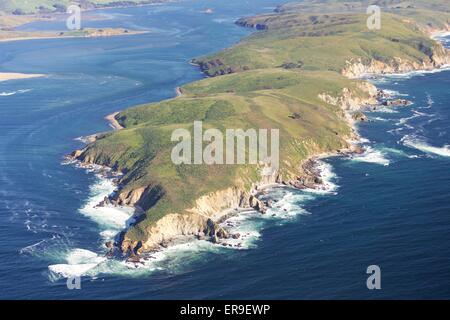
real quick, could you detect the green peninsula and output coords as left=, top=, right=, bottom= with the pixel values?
left=72, top=0, right=450, bottom=254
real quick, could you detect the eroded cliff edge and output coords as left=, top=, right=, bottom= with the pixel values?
left=69, top=0, right=450, bottom=256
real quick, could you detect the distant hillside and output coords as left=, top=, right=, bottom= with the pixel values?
left=0, top=0, right=168, bottom=15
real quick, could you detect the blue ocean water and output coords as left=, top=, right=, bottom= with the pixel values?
left=0, top=0, right=449, bottom=299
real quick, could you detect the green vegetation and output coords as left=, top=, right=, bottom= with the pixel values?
left=0, top=0, right=166, bottom=14
left=76, top=0, right=449, bottom=244
left=196, top=11, right=447, bottom=76
left=0, top=1, right=159, bottom=41
left=0, top=26, right=141, bottom=42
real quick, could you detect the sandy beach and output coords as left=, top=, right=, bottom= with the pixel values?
left=105, top=112, right=124, bottom=130
left=0, top=72, right=45, bottom=82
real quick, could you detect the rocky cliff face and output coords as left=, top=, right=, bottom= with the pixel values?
left=120, top=186, right=255, bottom=253
left=342, top=43, right=450, bottom=78
left=318, top=81, right=378, bottom=139
left=319, top=82, right=378, bottom=112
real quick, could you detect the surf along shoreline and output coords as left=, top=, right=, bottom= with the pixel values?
left=62, top=9, right=450, bottom=273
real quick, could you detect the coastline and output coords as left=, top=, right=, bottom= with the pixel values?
left=65, top=8, right=450, bottom=265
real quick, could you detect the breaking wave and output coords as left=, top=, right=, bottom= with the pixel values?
left=0, top=89, right=31, bottom=96
left=401, top=135, right=450, bottom=158
left=78, top=176, right=135, bottom=240
left=48, top=160, right=339, bottom=278
left=369, top=105, right=399, bottom=114
left=308, top=160, right=339, bottom=194
left=48, top=248, right=107, bottom=278
left=350, top=146, right=390, bottom=166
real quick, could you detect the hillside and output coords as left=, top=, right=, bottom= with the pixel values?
left=71, top=0, right=450, bottom=255
left=0, top=1, right=155, bottom=41
left=0, top=0, right=167, bottom=14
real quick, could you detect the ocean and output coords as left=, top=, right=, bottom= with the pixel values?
left=0, top=0, right=449, bottom=299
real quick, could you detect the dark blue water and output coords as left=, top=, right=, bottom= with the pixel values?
left=0, top=0, right=449, bottom=299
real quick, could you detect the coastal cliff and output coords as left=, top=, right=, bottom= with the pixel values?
left=120, top=187, right=249, bottom=253
left=70, top=0, right=450, bottom=257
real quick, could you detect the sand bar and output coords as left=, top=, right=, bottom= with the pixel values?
left=0, top=72, right=45, bottom=82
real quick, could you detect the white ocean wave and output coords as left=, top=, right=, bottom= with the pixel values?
left=431, top=31, right=450, bottom=40
left=395, top=111, right=424, bottom=126
left=401, top=135, right=450, bottom=157
left=48, top=248, right=106, bottom=278
left=382, top=89, right=409, bottom=97
left=78, top=176, right=134, bottom=234
left=20, top=234, right=75, bottom=263
left=387, top=127, right=406, bottom=135
left=379, top=147, right=409, bottom=158
left=365, top=65, right=450, bottom=85
left=381, top=65, right=450, bottom=79
left=309, top=160, right=339, bottom=194
left=264, top=191, right=314, bottom=218
left=359, top=137, right=370, bottom=143
left=426, top=94, right=434, bottom=108
left=370, top=116, right=390, bottom=122
left=350, top=146, right=390, bottom=166
left=369, top=105, right=399, bottom=113
left=0, top=89, right=31, bottom=96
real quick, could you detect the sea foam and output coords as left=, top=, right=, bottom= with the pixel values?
left=49, top=159, right=337, bottom=277
left=79, top=175, right=134, bottom=238
left=0, top=89, right=31, bottom=96
left=48, top=248, right=106, bottom=278
left=307, top=160, right=339, bottom=194
left=402, top=135, right=450, bottom=158
left=350, top=146, right=390, bottom=166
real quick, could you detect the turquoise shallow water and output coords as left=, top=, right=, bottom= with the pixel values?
left=0, top=0, right=449, bottom=299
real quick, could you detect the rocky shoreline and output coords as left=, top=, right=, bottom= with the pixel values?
left=67, top=80, right=439, bottom=265
left=66, top=11, right=450, bottom=264
left=68, top=82, right=406, bottom=265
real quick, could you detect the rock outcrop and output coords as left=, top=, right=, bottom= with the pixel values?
left=318, top=82, right=378, bottom=113
left=342, top=43, right=450, bottom=78
left=120, top=186, right=253, bottom=253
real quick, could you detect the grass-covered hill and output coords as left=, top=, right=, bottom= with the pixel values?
left=0, top=0, right=166, bottom=15
left=74, top=0, right=449, bottom=252
left=79, top=69, right=366, bottom=227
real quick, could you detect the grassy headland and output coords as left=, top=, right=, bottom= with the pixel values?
left=71, top=0, right=450, bottom=254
